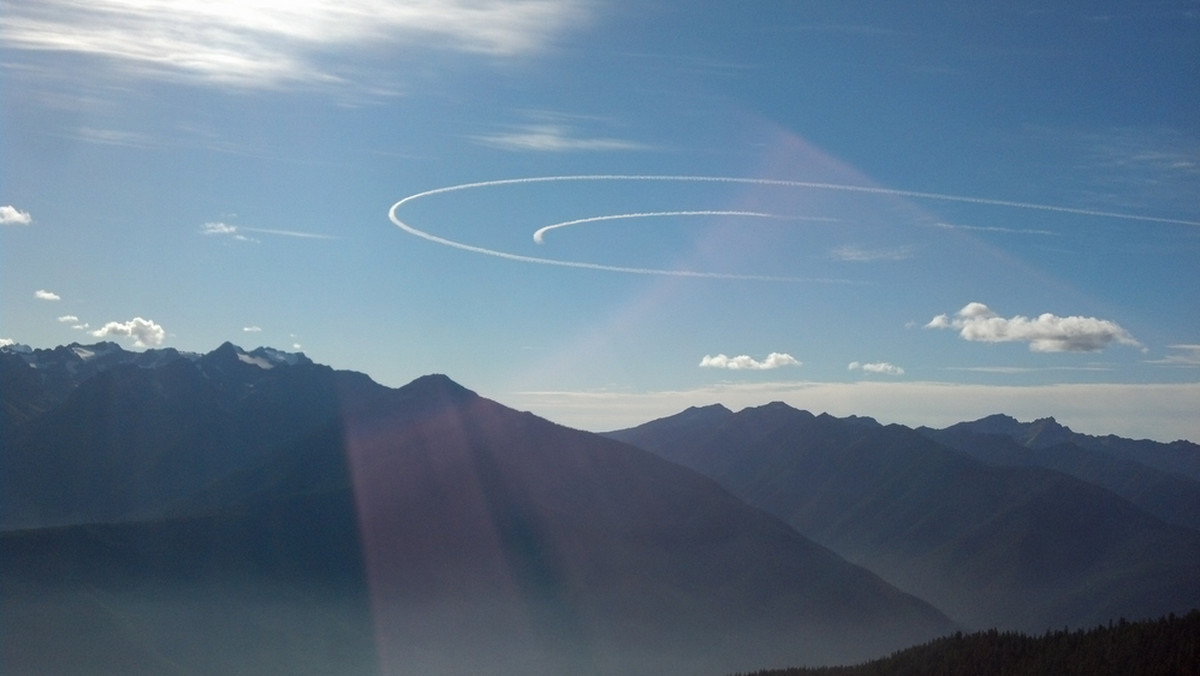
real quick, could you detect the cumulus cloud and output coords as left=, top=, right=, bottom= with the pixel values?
left=927, top=302, right=1142, bottom=352
left=1, top=0, right=591, bottom=91
left=34, top=289, right=61, bottom=301
left=472, top=124, right=649, bottom=152
left=0, top=338, right=15, bottom=347
left=849, top=361, right=905, bottom=376
left=700, top=352, right=801, bottom=370
left=90, top=317, right=166, bottom=347
left=1, top=205, right=33, bottom=225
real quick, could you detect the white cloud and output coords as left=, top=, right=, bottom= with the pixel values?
left=926, top=302, right=1142, bottom=352
left=1, top=205, right=33, bottom=225
left=700, top=352, right=801, bottom=370
left=243, top=326, right=263, bottom=332
left=849, top=361, right=905, bottom=376
left=202, top=221, right=332, bottom=241
left=34, top=289, right=61, bottom=301
left=1, top=0, right=591, bottom=91
left=0, top=338, right=15, bottom=347
left=57, top=315, right=79, bottom=323
left=90, top=317, right=166, bottom=347
left=471, top=125, right=649, bottom=152
left=830, top=244, right=914, bottom=262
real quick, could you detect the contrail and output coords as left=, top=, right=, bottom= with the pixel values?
left=533, top=211, right=796, bottom=244
left=388, top=175, right=1200, bottom=280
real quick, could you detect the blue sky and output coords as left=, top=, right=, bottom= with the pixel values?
left=3, top=1, right=1198, bottom=441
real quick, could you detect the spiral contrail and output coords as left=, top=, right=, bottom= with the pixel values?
left=388, top=175, right=1199, bottom=281
left=532, top=211, right=801, bottom=244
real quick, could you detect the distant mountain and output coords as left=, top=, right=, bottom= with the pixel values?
left=939, top=413, right=1200, bottom=481
left=1, top=343, right=953, bottom=675
left=607, top=403, right=1200, bottom=633
left=920, top=415, right=1200, bottom=532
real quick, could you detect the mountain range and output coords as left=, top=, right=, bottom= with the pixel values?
left=605, top=404, right=1200, bottom=633
left=2, top=342, right=952, bottom=675
left=3, top=342, right=1198, bottom=674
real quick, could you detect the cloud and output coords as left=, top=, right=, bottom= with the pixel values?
left=471, top=124, right=649, bottom=152
left=57, top=315, right=79, bottom=323
left=34, top=289, right=61, bottom=301
left=0, top=338, right=15, bottom=347
left=931, top=222, right=1056, bottom=236
left=1, top=205, right=33, bottom=225
left=830, top=245, right=914, bottom=262
left=1, top=0, right=591, bottom=91
left=700, top=352, right=801, bottom=370
left=243, top=326, right=263, bottom=332
left=90, top=317, right=166, bottom=347
left=849, top=361, right=905, bottom=376
left=201, top=221, right=334, bottom=241
left=926, top=302, right=1142, bottom=352
left=1148, top=344, right=1200, bottom=367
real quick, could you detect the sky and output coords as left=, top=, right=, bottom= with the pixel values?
left=2, top=0, right=1199, bottom=441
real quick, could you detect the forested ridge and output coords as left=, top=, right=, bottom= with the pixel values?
left=735, top=610, right=1200, bottom=676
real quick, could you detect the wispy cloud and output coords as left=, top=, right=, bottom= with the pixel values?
left=700, top=352, right=801, bottom=370
left=471, top=124, right=650, bottom=152
left=931, top=222, right=1057, bottom=236
left=243, top=326, right=263, bottom=333
left=201, top=221, right=335, bottom=241
left=1, top=0, right=591, bottom=91
left=34, top=289, right=61, bottom=301
left=1, top=205, right=33, bottom=225
left=57, top=315, right=78, bottom=323
left=848, top=361, right=905, bottom=376
left=830, top=244, right=914, bottom=262
left=90, top=317, right=166, bottom=347
left=1147, top=344, right=1200, bottom=367
left=927, top=302, right=1142, bottom=352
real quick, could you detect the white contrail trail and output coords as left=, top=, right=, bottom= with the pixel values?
left=533, top=210, right=797, bottom=244
left=388, top=175, right=1200, bottom=281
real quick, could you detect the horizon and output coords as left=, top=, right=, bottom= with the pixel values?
left=6, top=338, right=1197, bottom=444
left=3, top=2, right=1198, bottom=445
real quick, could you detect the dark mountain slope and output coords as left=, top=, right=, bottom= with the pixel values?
left=607, top=403, right=1200, bottom=633
left=2, top=344, right=954, bottom=675
left=921, top=418, right=1200, bottom=532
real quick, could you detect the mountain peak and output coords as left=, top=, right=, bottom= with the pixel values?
left=400, top=373, right=477, bottom=400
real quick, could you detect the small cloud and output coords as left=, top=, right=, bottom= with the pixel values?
left=1, top=205, right=33, bottom=225
left=202, top=221, right=332, bottom=241
left=243, top=326, right=263, bottom=333
left=34, top=289, right=61, bottom=301
left=926, top=302, right=1142, bottom=352
left=91, top=317, right=166, bottom=347
left=831, top=245, right=914, bottom=262
left=0, top=338, right=15, bottom=347
left=849, top=361, right=905, bottom=376
left=700, top=352, right=801, bottom=370
left=471, top=124, right=649, bottom=152
left=57, top=315, right=79, bottom=323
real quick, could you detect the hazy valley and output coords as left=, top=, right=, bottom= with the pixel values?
left=3, top=342, right=1198, bottom=675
